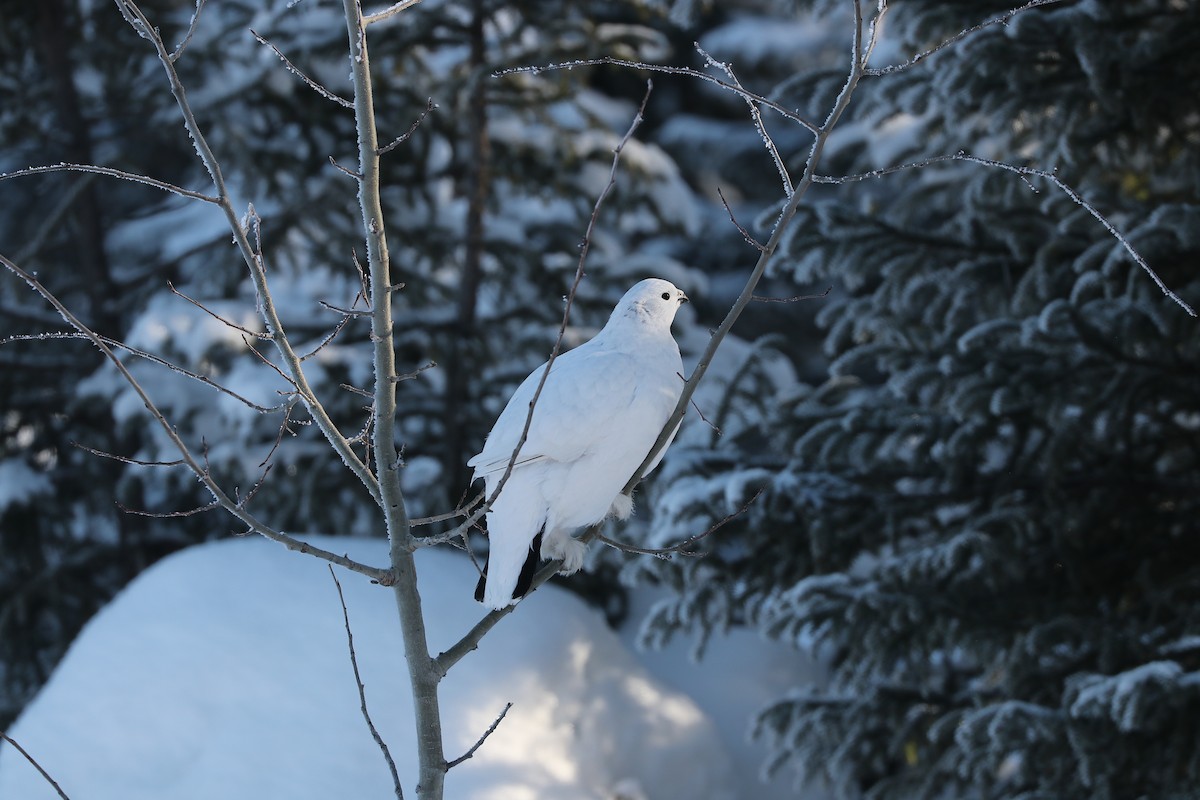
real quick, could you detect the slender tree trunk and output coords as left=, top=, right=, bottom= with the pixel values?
left=443, top=0, right=490, bottom=494
left=341, top=3, right=447, bottom=797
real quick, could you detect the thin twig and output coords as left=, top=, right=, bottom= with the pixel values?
left=410, top=492, right=483, bottom=529
left=168, top=281, right=270, bottom=340
left=0, top=731, right=72, bottom=800
left=71, top=441, right=186, bottom=467
left=697, top=44, right=793, bottom=196
left=329, top=567, right=404, bottom=799
left=0, top=163, right=218, bottom=203
left=116, top=499, right=221, bottom=517
left=0, top=250, right=392, bottom=585
left=363, top=0, right=424, bottom=25
left=299, top=314, right=352, bottom=362
left=2, top=331, right=286, bottom=412
left=816, top=151, right=1196, bottom=316
left=378, top=99, right=437, bottom=156
left=169, top=0, right=207, bottom=62
left=251, top=29, right=354, bottom=108
left=865, top=0, right=1069, bottom=76
left=392, top=361, right=436, bottom=383
left=329, top=155, right=363, bottom=179
left=717, top=187, right=766, bottom=252
left=446, top=703, right=512, bottom=769
left=594, top=488, right=764, bottom=558
left=113, top=0, right=384, bottom=508
left=497, top=58, right=819, bottom=135
left=751, top=286, right=832, bottom=303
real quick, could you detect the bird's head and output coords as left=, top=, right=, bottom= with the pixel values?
left=610, top=278, right=689, bottom=332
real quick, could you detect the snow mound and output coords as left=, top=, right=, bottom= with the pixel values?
left=0, top=536, right=736, bottom=800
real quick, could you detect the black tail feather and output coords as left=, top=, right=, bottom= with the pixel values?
left=474, top=530, right=544, bottom=604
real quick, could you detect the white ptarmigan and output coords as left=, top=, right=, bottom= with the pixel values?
left=468, top=278, right=689, bottom=609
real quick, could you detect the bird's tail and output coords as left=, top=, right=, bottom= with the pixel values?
left=475, top=530, right=543, bottom=606
left=475, top=484, right=547, bottom=609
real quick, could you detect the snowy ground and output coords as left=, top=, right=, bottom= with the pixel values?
left=0, top=536, right=816, bottom=799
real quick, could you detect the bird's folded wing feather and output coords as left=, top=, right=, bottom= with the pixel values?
left=468, top=348, right=638, bottom=476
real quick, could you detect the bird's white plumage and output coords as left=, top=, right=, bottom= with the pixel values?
left=469, top=278, right=688, bottom=609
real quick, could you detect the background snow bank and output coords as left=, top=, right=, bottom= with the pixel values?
left=0, top=536, right=799, bottom=800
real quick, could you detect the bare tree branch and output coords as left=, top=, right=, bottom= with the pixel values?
left=71, top=441, right=186, bottom=467
left=814, top=151, right=1196, bottom=316
left=0, top=251, right=393, bottom=585
left=116, top=499, right=221, bottom=518
left=378, top=99, right=437, bottom=156
left=496, top=58, right=819, bottom=135
left=595, top=488, right=764, bottom=558
left=363, top=0, right=425, bottom=26
left=169, top=0, right=207, bottom=62
left=329, top=567, right=404, bottom=799
left=338, top=1, right=447, bottom=795
left=0, top=162, right=218, bottom=203
left=168, top=280, right=270, bottom=340
left=0, top=731, right=72, bottom=800
left=252, top=29, right=354, bottom=109
left=113, top=0, right=385, bottom=508
left=865, top=0, right=1069, bottom=77
left=697, top=44, right=793, bottom=196
left=446, top=703, right=512, bottom=770
left=1, top=330, right=287, bottom=413
left=717, top=187, right=766, bottom=252
left=751, top=286, right=832, bottom=303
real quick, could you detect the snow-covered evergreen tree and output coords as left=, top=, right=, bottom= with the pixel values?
left=633, top=1, right=1200, bottom=797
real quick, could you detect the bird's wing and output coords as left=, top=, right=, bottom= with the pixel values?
left=468, top=347, right=638, bottom=477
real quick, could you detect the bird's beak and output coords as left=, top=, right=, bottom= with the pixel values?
left=679, top=293, right=689, bottom=304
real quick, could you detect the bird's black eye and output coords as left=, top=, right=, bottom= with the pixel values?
left=661, top=292, right=670, bottom=300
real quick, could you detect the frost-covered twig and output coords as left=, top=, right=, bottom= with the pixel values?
left=498, top=58, right=819, bottom=135
left=167, top=281, right=271, bottom=340
left=0, top=162, right=218, bottom=204
left=0, top=731, right=71, bottom=800
left=0, top=251, right=393, bottom=584
left=251, top=29, right=354, bottom=109
left=865, top=0, right=1068, bottom=76
left=363, top=0, right=425, bottom=26
left=446, top=702, right=512, bottom=769
left=625, top=0, right=881, bottom=498
left=814, top=152, right=1196, bottom=316
left=329, top=567, right=404, bottom=800
left=697, top=44, right=793, bottom=196
left=0, top=331, right=287, bottom=412
left=170, top=0, right=207, bottom=62
left=113, top=0, right=384, bottom=508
